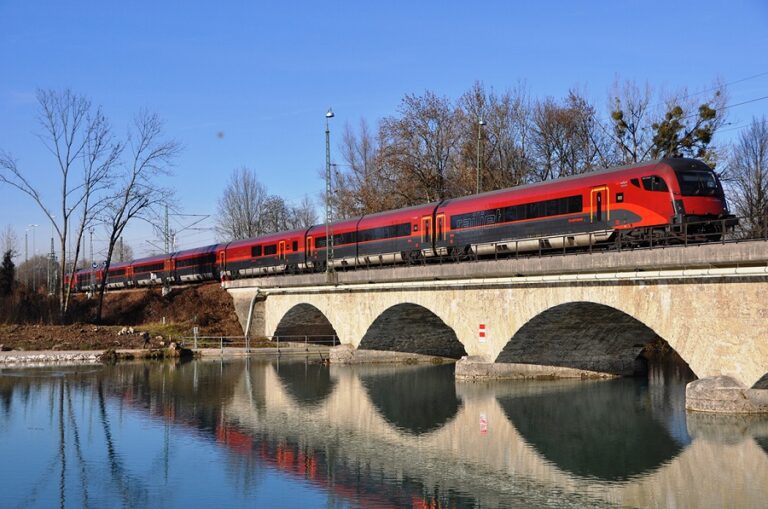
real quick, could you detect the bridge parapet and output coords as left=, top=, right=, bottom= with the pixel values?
left=224, top=240, right=768, bottom=290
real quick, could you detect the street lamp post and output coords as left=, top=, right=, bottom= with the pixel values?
left=325, top=108, right=335, bottom=281
left=28, top=224, right=38, bottom=290
left=24, top=229, right=28, bottom=288
left=48, top=216, right=55, bottom=295
left=89, top=227, right=95, bottom=295
left=476, top=119, right=486, bottom=194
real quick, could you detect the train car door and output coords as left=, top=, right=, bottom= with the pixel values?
left=306, top=236, right=315, bottom=256
left=436, top=213, right=447, bottom=241
left=590, top=186, right=610, bottom=223
left=218, top=250, right=226, bottom=277
left=166, top=257, right=175, bottom=282
left=278, top=240, right=286, bottom=260
left=421, top=215, right=433, bottom=244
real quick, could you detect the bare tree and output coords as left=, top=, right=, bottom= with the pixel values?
left=608, top=79, right=727, bottom=167
left=334, top=119, right=392, bottom=216
left=259, top=195, right=292, bottom=233
left=289, top=195, right=318, bottom=229
left=608, top=80, right=654, bottom=164
left=96, top=111, right=179, bottom=322
left=457, top=82, right=536, bottom=192
left=322, top=80, right=731, bottom=219
left=728, top=117, right=768, bottom=237
left=0, top=90, right=118, bottom=315
left=379, top=91, right=461, bottom=204
left=0, top=225, right=18, bottom=260
left=530, top=92, right=604, bottom=181
left=63, top=108, right=120, bottom=313
left=215, top=167, right=268, bottom=240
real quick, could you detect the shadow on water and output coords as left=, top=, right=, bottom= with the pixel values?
left=359, top=363, right=461, bottom=435
left=275, top=360, right=337, bottom=408
left=756, top=437, right=768, bottom=456
left=497, top=377, right=689, bottom=481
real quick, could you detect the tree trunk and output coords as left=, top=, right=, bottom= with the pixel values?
left=95, top=238, right=117, bottom=323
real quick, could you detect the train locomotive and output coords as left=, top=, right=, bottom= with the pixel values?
left=67, top=158, right=733, bottom=292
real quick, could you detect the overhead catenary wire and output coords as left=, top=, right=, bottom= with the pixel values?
left=646, top=69, right=768, bottom=109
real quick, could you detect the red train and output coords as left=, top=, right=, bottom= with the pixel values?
left=67, top=158, right=733, bottom=292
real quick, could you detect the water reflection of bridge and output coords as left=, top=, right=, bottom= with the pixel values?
left=226, top=360, right=768, bottom=509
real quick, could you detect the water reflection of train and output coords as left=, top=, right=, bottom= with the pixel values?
left=66, top=158, right=733, bottom=292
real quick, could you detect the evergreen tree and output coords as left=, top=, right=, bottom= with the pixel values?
left=0, top=250, right=14, bottom=296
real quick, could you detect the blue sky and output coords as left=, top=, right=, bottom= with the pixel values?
left=1, top=0, right=767, bottom=258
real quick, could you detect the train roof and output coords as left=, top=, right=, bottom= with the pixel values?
left=132, top=254, right=167, bottom=266
left=227, top=229, right=308, bottom=248
left=441, top=158, right=708, bottom=206
left=359, top=202, right=439, bottom=220
left=172, top=244, right=219, bottom=259
left=307, top=216, right=362, bottom=233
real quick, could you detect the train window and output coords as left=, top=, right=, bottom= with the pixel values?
left=251, top=245, right=262, bottom=257
left=358, top=223, right=411, bottom=242
left=450, top=195, right=582, bottom=230
left=616, top=193, right=624, bottom=203
left=630, top=178, right=641, bottom=188
left=675, top=170, right=720, bottom=197
left=333, top=231, right=357, bottom=246
left=641, top=175, right=669, bottom=192
left=264, top=244, right=277, bottom=256
left=315, top=236, right=326, bottom=248
left=176, top=254, right=215, bottom=268
left=135, top=262, right=164, bottom=273
left=292, top=240, right=298, bottom=251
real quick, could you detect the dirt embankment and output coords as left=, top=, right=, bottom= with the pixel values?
left=0, top=284, right=243, bottom=351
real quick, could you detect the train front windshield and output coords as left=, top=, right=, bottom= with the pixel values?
left=675, top=170, right=723, bottom=197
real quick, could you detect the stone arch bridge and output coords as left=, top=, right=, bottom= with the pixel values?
left=225, top=241, right=768, bottom=412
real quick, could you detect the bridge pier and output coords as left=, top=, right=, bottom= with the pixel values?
left=330, top=344, right=456, bottom=364
left=455, top=356, right=620, bottom=380
left=228, top=288, right=266, bottom=338
left=686, top=376, right=768, bottom=414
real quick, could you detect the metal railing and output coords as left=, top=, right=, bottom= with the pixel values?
left=267, top=334, right=338, bottom=353
left=179, top=332, right=338, bottom=355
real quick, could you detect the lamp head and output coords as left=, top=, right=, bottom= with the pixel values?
left=326, top=108, right=334, bottom=119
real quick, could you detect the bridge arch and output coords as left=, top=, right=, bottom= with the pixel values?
left=272, top=303, right=339, bottom=343
left=359, top=303, right=467, bottom=359
left=251, top=276, right=768, bottom=387
left=496, top=301, right=678, bottom=376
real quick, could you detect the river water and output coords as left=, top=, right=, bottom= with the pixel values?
left=0, top=359, right=766, bottom=508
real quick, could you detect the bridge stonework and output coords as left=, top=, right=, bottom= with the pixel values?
left=230, top=276, right=768, bottom=387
